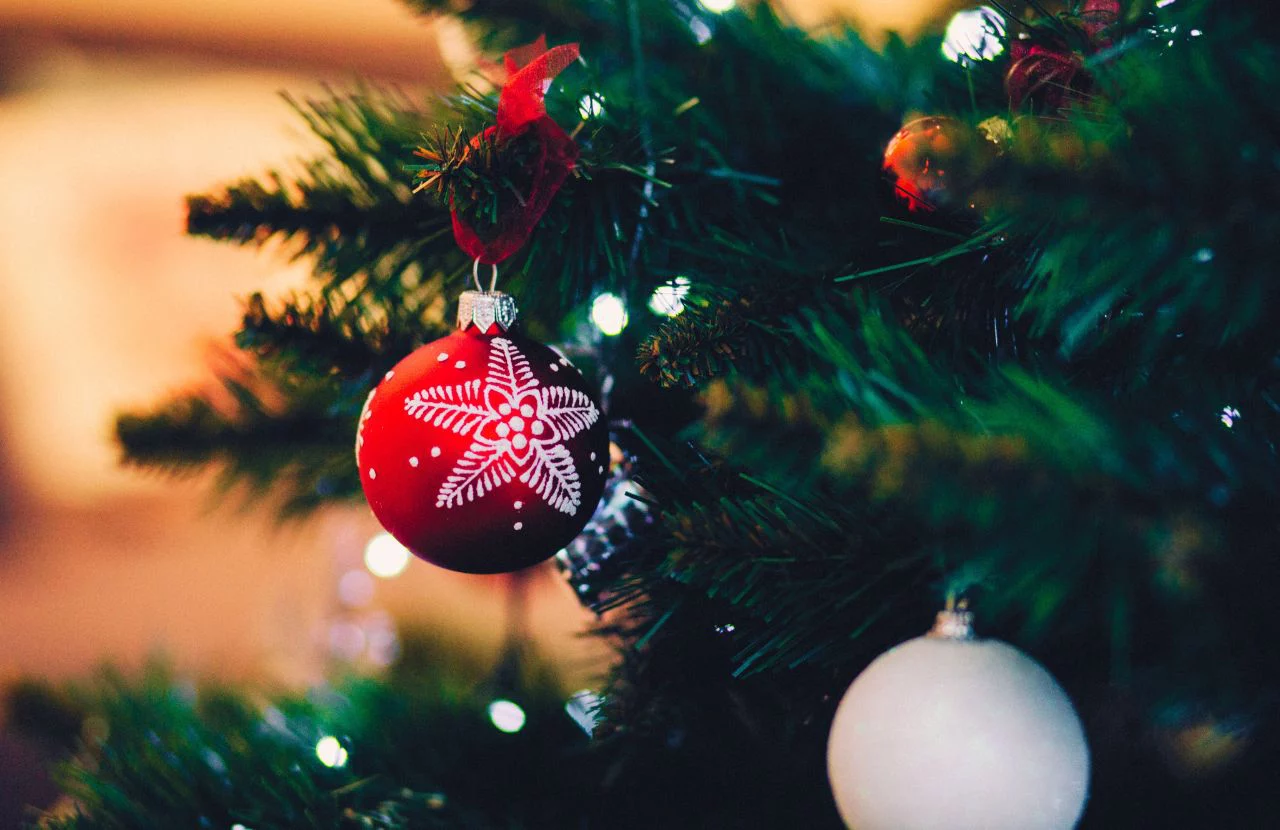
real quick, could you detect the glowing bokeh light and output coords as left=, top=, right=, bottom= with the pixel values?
left=699, top=0, right=736, bottom=14
left=578, top=93, right=605, bottom=120
left=1221, top=406, right=1241, bottom=428
left=487, top=699, right=527, bottom=733
left=689, top=18, right=713, bottom=44
left=364, top=532, right=411, bottom=578
left=315, top=736, right=349, bottom=768
left=328, top=622, right=366, bottom=660
left=590, top=293, right=628, bottom=336
left=338, top=569, right=375, bottom=606
left=942, top=6, right=1006, bottom=64
left=648, top=276, right=691, bottom=317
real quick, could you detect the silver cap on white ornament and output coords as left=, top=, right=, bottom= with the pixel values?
left=826, top=597, right=1090, bottom=830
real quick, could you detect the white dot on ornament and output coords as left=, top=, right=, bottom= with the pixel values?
left=455, top=360, right=466, bottom=369
left=550, top=364, right=560, bottom=372
left=437, top=352, right=449, bottom=361
left=514, top=501, right=523, bottom=509
left=431, top=447, right=441, bottom=457
left=364, top=532, right=412, bottom=578
left=514, top=522, right=524, bottom=531
left=591, top=293, right=629, bottom=336
left=513, top=434, right=528, bottom=450
left=698, top=0, right=735, bottom=13
left=497, top=423, right=511, bottom=438
left=590, top=452, right=597, bottom=461
left=488, top=699, right=527, bottom=733
left=384, top=370, right=395, bottom=380
left=531, top=422, right=545, bottom=435
left=509, top=416, right=526, bottom=431
left=368, top=469, right=376, bottom=480
left=520, top=404, right=534, bottom=417
left=500, top=403, right=512, bottom=415
left=409, top=456, right=419, bottom=467
left=315, top=736, right=349, bottom=768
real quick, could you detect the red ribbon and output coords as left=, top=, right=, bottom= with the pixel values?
left=1006, top=43, right=1085, bottom=111
left=451, top=38, right=580, bottom=265
left=1080, top=0, right=1120, bottom=45
left=1005, top=1, right=1119, bottom=111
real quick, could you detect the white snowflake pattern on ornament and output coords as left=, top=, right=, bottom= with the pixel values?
left=403, top=338, right=599, bottom=515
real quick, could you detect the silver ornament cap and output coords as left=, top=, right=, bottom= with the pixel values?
left=457, top=290, right=518, bottom=333
left=927, top=599, right=974, bottom=640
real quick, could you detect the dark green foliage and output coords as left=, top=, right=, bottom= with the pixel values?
left=115, top=367, right=364, bottom=514
left=32, top=645, right=598, bottom=830
left=92, top=0, right=1280, bottom=827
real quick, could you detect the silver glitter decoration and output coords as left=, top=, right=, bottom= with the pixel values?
left=927, top=605, right=975, bottom=640
left=457, top=290, right=518, bottom=333
left=555, top=440, right=655, bottom=611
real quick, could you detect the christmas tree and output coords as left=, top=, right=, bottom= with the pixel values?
left=21, top=0, right=1280, bottom=827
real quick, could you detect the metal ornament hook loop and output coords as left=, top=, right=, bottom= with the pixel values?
left=472, top=258, right=499, bottom=293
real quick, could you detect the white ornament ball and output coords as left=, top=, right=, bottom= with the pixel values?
left=827, top=611, right=1089, bottom=830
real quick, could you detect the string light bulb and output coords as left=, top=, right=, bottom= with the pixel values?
left=578, top=93, right=605, bottom=120
left=648, top=276, right=691, bottom=317
left=315, top=736, right=349, bottom=768
left=487, top=699, right=527, bottom=733
left=698, top=0, right=736, bottom=13
left=364, top=532, right=411, bottom=578
left=942, top=6, right=1007, bottom=65
left=590, top=293, right=628, bottom=336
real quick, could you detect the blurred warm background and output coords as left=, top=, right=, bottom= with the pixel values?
left=0, top=0, right=946, bottom=824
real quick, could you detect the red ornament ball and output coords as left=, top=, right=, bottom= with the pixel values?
left=883, top=116, right=997, bottom=215
left=356, top=323, right=609, bottom=574
left=884, top=117, right=965, bottom=214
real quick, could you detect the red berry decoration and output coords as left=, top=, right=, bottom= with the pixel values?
left=356, top=290, right=609, bottom=574
left=883, top=116, right=994, bottom=215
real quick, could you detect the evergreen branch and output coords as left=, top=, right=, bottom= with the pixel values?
left=34, top=647, right=590, bottom=830
left=236, top=292, right=440, bottom=379
left=402, top=0, right=705, bottom=68
left=115, top=368, right=363, bottom=515
left=186, top=88, right=460, bottom=295
left=989, top=12, right=1280, bottom=369
left=636, top=290, right=794, bottom=389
